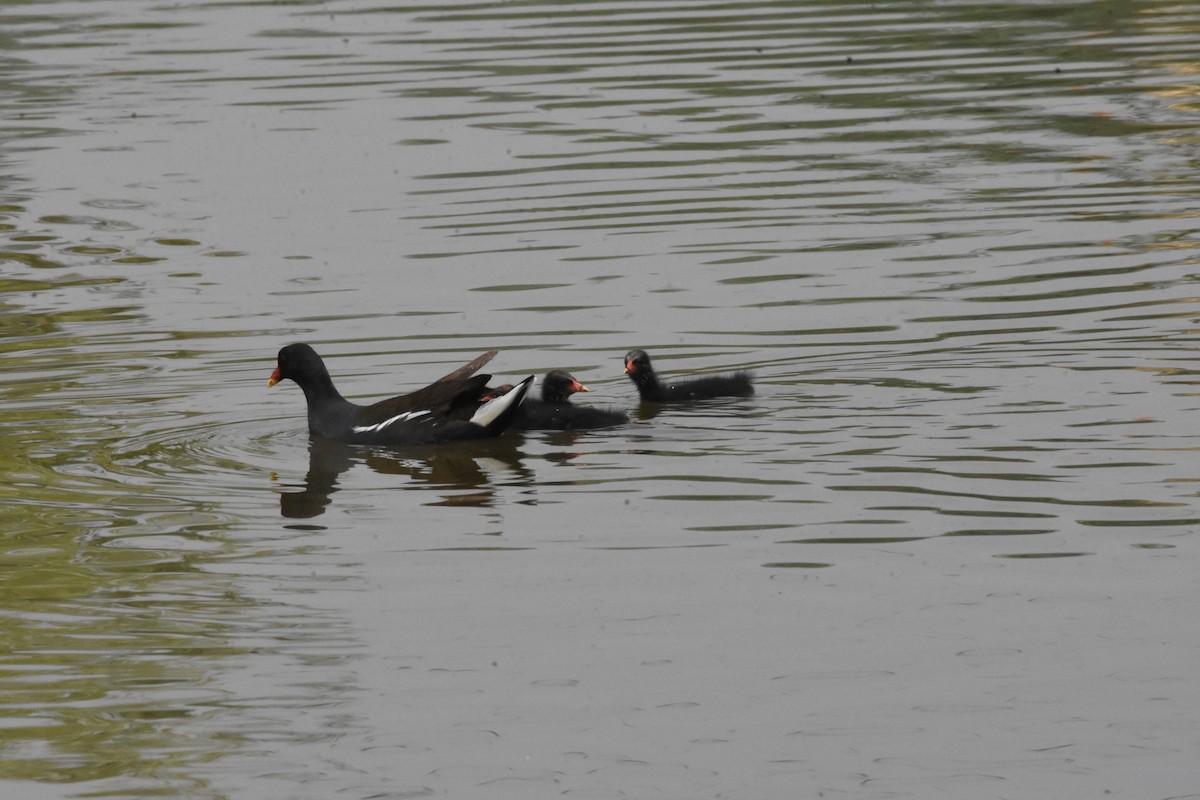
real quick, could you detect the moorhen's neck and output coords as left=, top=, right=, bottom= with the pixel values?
left=628, top=366, right=662, bottom=398
left=296, top=369, right=348, bottom=407
left=281, top=354, right=357, bottom=438
left=294, top=363, right=347, bottom=408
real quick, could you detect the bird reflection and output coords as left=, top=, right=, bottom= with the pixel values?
left=634, top=402, right=666, bottom=422
left=277, top=435, right=532, bottom=518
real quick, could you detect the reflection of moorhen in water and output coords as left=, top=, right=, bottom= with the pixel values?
left=279, top=435, right=532, bottom=518
left=279, top=436, right=354, bottom=519
left=623, top=349, right=754, bottom=402
left=511, top=370, right=629, bottom=430
left=268, top=343, right=532, bottom=445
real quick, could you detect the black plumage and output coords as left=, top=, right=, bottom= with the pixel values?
left=269, top=343, right=531, bottom=445
left=623, top=349, right=754, bottom=402
left=513, top=369, right=629, bottom=430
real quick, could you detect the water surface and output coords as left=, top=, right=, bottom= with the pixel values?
left=2, top=1, right=1200, bottom=798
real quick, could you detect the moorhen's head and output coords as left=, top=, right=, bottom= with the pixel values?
left=268, top=343, right=330, bottom=388
left=542, top=370, right=589, bottom=403
left=623, top=349, right=652, bottom=377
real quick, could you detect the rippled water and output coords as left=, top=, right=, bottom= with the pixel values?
left=3, top=1, right=1200, bottom=798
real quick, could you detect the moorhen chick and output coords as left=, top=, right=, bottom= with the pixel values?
left=269, top=343, right=532, bottom=445
left=623, top=349, right=754, bottom=402
left=513, top=369, right=629, bottom=430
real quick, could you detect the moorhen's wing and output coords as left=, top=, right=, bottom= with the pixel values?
left=354, top=374, right=492, bottom=427
left=435, top=350, right=497, bottom=383
left=350, top=352, right=498, bottom=427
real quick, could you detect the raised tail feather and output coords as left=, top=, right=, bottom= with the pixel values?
left=470, top=375, right=533, bottom=433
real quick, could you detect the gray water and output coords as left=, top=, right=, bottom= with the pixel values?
left=3, top=1, right=1200, bottom=798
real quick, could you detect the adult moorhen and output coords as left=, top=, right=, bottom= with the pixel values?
left=513, top=369, right=629, bottom=430
left=623, top=349, right=754, bottom=402
left=269, top=343, right=532, bottom=445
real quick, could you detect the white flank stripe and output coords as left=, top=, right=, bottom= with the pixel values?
left=352, top=409, right=431, bottom=434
